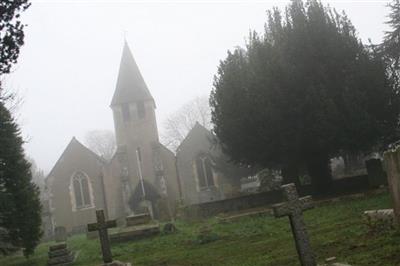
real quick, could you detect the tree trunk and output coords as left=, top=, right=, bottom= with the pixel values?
left=306, top=153, right=332, bottom=195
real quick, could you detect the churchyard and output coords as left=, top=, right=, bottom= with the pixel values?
left=1, top=191, right=399, bottom=266
left=1, top=1, right=400, bottom=265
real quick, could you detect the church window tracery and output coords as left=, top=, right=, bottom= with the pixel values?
left=72, top=172, right=93, bottom=209
left=195, top=155, right=215, bottom=190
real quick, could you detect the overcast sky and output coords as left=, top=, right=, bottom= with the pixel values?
left=4, top=0, right=391, bottom=173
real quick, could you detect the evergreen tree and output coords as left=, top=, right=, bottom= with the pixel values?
left=0, top=103, right=42, bottom=256
left=383, top=0, right=400, bottom=93
left=210, top=0, right=400, bottom=193
left=0, top=0, right=40, bottom=257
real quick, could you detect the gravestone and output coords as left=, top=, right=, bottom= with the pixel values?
left=87, top=210, right=117, bottom=264
left=365, top=158, right=387, bottom=188
left=54, top=226, right=67, bottom=243
left=109, top=212, right=159, bottom=243
left=88, top=212, right=160, bottom=243
left=272, top=183, right=316, bottom=266
left=383, top=146, right=400, bottom=225
left=363, top=209, right=395, bottom=231
left=126, top=213, right=151, bottom=226
left=109, top=224, right=160, bottom=243
left=163, top=222, right=177, bottom=234
left=87, top=210, right=132, bottom=266
left=47, top=242, right=76, bottom=266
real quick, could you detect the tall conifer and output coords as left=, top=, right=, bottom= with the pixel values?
left=0, top=0, right=40, bottom=257
left=0, top=103, right=42, bottom=256
left=210, top=0, right=400, bottom=193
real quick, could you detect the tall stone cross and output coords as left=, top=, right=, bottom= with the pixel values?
left=87, top=210, right=117, bottom=264
left=273, top=183, right=316, bottom=266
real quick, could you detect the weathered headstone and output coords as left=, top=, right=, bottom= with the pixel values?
left=273, top=183, right=316, bottom=266
left=163, top=223, right=177, bottom=234
left=363, top=209, right=395, bottom=231
left=126, top=213, right=151, bottom=226
left=54, top=226, right=67, bottom=243
left=47, top=242, right=76, bottom=266
left=365, top=158, right=387, bottom=188
left=87, top=210, right=117, bottom=264
left=109, top=224, right=160, bottom=243
left=88, top=212, right=160, bottom=243
left=384, top=146, right=400, bottom=225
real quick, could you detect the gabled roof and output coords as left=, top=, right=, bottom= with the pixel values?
left=46, top=137, right=105, bottom=179
left=176, top=122, right=215, bottom=154
left=110, top=41, right=154, bottom=107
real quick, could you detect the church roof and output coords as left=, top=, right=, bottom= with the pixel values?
left=110, top=41, right=154, bottom=107
left=46, top=137, right=105, bottom=179
left=176, top=122, right=215, bottom=154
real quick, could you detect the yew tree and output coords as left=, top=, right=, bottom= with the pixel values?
left=210, top=0, right=400, bottom=193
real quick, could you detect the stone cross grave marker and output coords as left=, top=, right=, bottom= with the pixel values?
left=87, top=209, right=117, bottom=263
left=273, top=183, right=316, bottom=266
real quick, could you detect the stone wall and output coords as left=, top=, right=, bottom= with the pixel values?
left=330, top=174, right=370, bottom=195
left=182, top=174, right=379, bottom=219
left=182, top=189, right=283, bottom=219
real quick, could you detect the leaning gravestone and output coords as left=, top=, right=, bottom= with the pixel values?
left=54, top=226, right=67, bottom=243
left=384, top=146, right=400, bottom=225
left=87, top=209, right=131, bottom=266
left=47, top=242, right=76, bottom=266
left=272, top=183, right=316, bottom=266
left=273, top=184, right=353, bottom=266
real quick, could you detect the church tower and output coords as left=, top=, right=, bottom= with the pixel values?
left=110, top=41, right=160, bottom=193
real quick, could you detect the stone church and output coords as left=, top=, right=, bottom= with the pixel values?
left=43, top=42, right=247, bottom=236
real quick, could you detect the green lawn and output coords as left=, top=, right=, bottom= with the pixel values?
left=2, top=192, right=400, bottom=266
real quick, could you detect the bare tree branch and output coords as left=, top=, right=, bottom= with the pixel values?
left=84, top=130, right=116, bottom=161
left=160, top=95, right=212, bottom=152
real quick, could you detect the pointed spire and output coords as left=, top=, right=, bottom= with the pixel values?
left=110, top=42, right=154, bottom=107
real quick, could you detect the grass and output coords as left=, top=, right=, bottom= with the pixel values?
left=1, top=192, right=399, bottom=266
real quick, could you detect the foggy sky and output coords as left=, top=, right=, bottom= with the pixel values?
left=4, top=0, right=391, bottom=173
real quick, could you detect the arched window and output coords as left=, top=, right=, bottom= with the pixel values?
left=195, top=155, right=215, bottom=190
left=72, top=172, right=93, bottom=209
